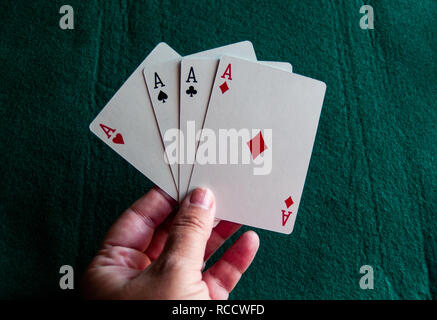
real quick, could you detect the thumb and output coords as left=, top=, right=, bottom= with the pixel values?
left=157, top=188, right=215, bottom=270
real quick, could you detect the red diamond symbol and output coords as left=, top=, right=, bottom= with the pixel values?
left=219, top=81, right=229, bottom=94
left=285, top=196, right=294, bottom=208
left=246, top=131, right=267, bottom=159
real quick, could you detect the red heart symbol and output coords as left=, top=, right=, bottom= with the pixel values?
left=112, top=133, right=124, bottom=144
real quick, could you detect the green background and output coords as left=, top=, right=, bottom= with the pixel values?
left=0, top=0, right=435, bottom=299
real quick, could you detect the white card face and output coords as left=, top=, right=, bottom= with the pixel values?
left=178, top=58, right=292, bottom=200
left=179, top=58, right=218, bottom=200
left=143, top=41, right=258, bottom=196
left=143, top=58, right=181, bottom=193
left=189, top=56, right=326, bottom=234
left=89, top=43, right=180, bottom=200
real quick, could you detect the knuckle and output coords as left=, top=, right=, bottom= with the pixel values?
left=174, top=209, right=209, bottom=234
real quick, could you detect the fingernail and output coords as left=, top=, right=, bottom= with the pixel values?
left=189, top=188, right=213, bottom=209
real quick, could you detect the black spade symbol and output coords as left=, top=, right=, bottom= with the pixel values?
left=158, top=90, right=168, bottom=103
left=186, top=86, right=197, bottom=97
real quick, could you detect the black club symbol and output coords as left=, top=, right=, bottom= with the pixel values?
left=186, top=86, right=197, bottom=97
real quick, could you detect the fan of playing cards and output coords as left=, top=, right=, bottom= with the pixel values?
left=90, top=41, right=326, bottom=234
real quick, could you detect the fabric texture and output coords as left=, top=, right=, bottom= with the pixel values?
left=0, top=0, right=435, bottom=299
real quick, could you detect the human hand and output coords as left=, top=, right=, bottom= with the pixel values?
left=82, top=187, right=259, bottom=299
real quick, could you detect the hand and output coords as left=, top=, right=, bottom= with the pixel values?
left=82, top=187, right=259, bottom=299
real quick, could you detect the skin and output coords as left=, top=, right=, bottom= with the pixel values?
left=82, top=187, right=259, bottom=299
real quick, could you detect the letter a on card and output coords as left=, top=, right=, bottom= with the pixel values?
left=221, top=64, right=232, bottom=80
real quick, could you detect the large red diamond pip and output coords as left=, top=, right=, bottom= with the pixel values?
left=247, top=131, right=267, bottom=160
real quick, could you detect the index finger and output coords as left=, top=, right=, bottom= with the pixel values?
left=101, top=187, right=178, bottom=252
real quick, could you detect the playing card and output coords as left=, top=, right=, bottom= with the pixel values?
left=89, top=43, right=180, bottom=200
left=179, top=58, right=292, bottom=200
left=143, top=41, right=258, bottom=195
left=259, top=61, right=293, bottom=72
left=188, top=56, right=326, bottom=234
left=143, top=58, right=181, bottom=194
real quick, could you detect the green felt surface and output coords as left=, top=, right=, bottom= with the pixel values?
left=0, top=0, right=436, bottom=299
